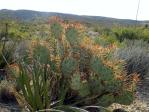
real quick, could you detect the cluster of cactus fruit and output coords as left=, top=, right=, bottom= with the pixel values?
left=12, top=17, right=136, bottom=111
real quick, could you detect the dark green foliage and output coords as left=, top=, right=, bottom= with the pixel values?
left=94, top=37, right=109, bottom=47
left=115, top=29, right=139, bottom=42
left=71, top=73, right=91, bottom=97
left=115, top=91, right=134, bottom=105
left=97, top=90, right=133, bottom=107
left=78, top=82, right=90, bottom=97
left=105, top=80, right=123, bottom=93
left=17, top=65, right=50, bottom=111
left=79, top=48, right=91, bottom=74
left=50, top=22, right=63, bottom=39
left=90, top=56, right=103, bottom=75
left=58, top=42, right=65, bottom=57
left=71, top=73, right=82, bottom=90
left=114, top=27, right=149, bottom=42
left=88, top=78, right=104, bottom=94
left=66, top=27, right=79, bottom=46
left=100, top=66, right=114, bottom=80
left=33, top=44, right=50, bottom=64
left=98, top=94, right=115, bottom=107
left=17, top=45, right=51, bottom=111
left=94, top=36, right=118, bottom=48
left=62, top=57, right=78, bottom=77
left=90, top=56, right=114, bottom=80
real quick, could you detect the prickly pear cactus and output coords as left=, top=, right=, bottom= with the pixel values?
left=98, top=94, right=115, bottom=107
left=61, top=57, right=78, bottom=77
left=33, top=44, right=50, bottom=64
left=48, top=19, right=136, bottom=108
left=90, top=56, right=114, bottom=80
left=50, top=22, right=63, bottom=40
left=115, top=91, right=134, bottom=105
left=71, top=73, right=90, bottom=97
left=65, top=27, right=80, bottom=46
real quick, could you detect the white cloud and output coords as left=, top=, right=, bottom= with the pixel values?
left=0, top=0, right=148, bottom=20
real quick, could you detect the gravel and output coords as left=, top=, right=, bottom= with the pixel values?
left=109, top=76, right=149, bottom=112
left=109, top=99, right=149, bottom=112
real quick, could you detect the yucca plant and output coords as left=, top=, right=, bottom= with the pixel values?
left=15, top=44, right=51, bottom=111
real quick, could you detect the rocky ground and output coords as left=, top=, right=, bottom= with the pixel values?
left=0, top=103, right=21, bottom=112
left=109, top=77, right=149, bottom=112
left=109, top=98, right=149, bottom=112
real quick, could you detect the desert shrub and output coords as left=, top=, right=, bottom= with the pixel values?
left=114, top=39, right=149, bottom=79
left=101, top=28, right=113, bottom=36
left=113, top=27, right=149, bottom=42
left=142, top=28, right=149, bottom=42
left=114, top=28, right=140, bottom=42
left=94, top=35, right=118, bottom=48
left=8, top=20, right=136, bottom=112
left=94, top=37, right=109, bottom=47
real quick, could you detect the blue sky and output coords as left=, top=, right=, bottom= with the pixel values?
left=0, top=0, right=148, bottom=20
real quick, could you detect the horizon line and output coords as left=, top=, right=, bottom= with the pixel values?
left=0, top=8, right=149, bottom=21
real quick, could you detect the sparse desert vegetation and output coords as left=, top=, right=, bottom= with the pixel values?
left=0, top=9, right=149, bottom=112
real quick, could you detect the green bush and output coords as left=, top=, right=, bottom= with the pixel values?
left=94, top=34, right=118, bottom=47
left=114, top=27, right=149, bottom=42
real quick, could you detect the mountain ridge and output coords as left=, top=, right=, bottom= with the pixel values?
left=0, top=9, right=148, bottom=26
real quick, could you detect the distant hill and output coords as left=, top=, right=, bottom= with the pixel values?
left=0, top=9, right=148, bottom=27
